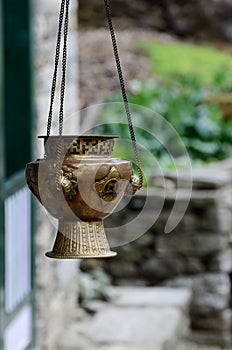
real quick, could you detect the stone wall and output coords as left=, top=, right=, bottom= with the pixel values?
left=81, top=162, right=232, bottom=347
left=79, top=0, right=232, bottom=42
left=33, top=0, right=79, bottom=348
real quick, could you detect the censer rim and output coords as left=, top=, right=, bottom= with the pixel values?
left=38, top=135, right=120, bottom=140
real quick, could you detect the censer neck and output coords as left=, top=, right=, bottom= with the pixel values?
left=41, top=135, right=118, bottom=159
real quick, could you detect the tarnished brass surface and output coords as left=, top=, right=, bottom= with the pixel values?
left=26, top=135, right=139, bottom=259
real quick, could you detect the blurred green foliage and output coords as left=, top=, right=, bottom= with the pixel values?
left=128, top=80, right=232, bottom=163
left=96, top=40, right=232, bottom=175
left=139, top=40, right=232, bottom=91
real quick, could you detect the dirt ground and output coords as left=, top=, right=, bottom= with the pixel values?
left=79, top=28, right=176, bottom=109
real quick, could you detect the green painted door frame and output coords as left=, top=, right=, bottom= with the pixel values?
left=0, top=0, right=35, bottom=348
left=3, top=0, right=32, bottom=177
left=0, top=0, right=5, bottom=346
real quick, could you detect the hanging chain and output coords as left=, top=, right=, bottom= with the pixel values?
left=45, top=0, right=70, bottom=189
left=104, top=0, right=143, bottom=189
left=46, top=0, right=66, bottom=137
left=46, top=0, right=143, bottom=190
left=58, top=0, right=70, bottom=137
left=55, top=0, right=70, bottom=190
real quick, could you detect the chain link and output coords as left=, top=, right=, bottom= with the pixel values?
left=58, top=0, right=70, bottom=136
left=46, top=0, right=66, bottom=138
left=45, top=0, right=70, bottom=189
left=55, top=0, right=70, bottom=190
left=104, top=0, right=143, bottom=188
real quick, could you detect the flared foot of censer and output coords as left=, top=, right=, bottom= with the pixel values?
left=46, top=220, right=117, bottom=259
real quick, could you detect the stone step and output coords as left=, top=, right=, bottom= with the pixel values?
left=110, top=286, right=191, bottom=311
left=78, top=287, right=192, bottom=350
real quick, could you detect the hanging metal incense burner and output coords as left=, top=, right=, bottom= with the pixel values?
left=26, top=134, right=140, bottom=258
left=26, top=0, right=143, bottom=259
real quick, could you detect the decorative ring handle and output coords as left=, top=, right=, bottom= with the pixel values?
left=59, top=167, right=78, bottom=200
left=126, top=174, right=140, bottom=196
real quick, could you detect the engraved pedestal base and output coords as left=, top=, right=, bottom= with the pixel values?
left=45, top=220, right=117, bottom=259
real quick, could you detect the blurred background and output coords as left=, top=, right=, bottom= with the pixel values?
left=1, top=0, right=232, bottom=349
left=78, top=2, right=232, bottom=350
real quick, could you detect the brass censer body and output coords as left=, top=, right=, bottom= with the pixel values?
left=26, top=135, right=140, bottom=258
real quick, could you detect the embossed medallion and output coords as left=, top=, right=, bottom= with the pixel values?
left=95, top=166, right=121, bottom=202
